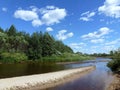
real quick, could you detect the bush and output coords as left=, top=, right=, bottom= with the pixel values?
left=0, top=52, right=28, bottom=63
left=107, top=59, right=120, bottom=71
left=107, top=49, right=120, bottom=72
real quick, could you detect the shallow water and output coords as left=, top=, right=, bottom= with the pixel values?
left=47, top=58, right=113, bottom=90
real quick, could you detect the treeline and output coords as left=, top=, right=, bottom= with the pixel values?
left=107, top=49, right=120, bottom=72
left=90, top=53, right=110, bottom=57
left=0, top=25, right=73, bottom=63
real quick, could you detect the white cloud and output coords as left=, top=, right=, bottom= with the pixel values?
left=14, top=6, right=67, bottom=27
left=2, top=7, right=7, bottom=12
left=80, top=11, right=96, bottom=21
left=56, top=30, right=74, bottom=40
left=90, top=39, right=104, bottom=43
left=46, top=27, right=53, bottom=32
left=98, top=0, right=120, bottom=18
left=14, top=9, right=38, bottom=21
left=32, top=19, right=42, bottom=27
left=46, top=6, right=56, bottom=9
left=81, top=27, right=112, bottom=40
left=100, top=38, right=120, bottom=53
left=102, top=45, right=115, bottom=52
left=91, top=46, right=99, bottom=49
left=40, top=6, right=67, bottom=25
left=69, top=42, right=86, bottom=49
left=30, top=6, right=39, bottom=12
left=105, top=38, right=120, bottom=45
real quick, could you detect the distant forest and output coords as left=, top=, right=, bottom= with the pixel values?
left=0, top=25, right=73, bottom=62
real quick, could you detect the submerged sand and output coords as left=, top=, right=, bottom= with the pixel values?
left=0, top=66, right=95, bottom=90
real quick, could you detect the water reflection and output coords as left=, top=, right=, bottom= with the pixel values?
left=48, top=59, right=113, bottom=90
left=0, top=62, right=65, bottom=78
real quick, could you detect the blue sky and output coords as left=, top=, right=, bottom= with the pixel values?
left=0, top=0, right=120, bottom=54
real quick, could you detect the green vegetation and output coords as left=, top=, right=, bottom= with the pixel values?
left=0, top=25, right=93, bottom=63
left=107, top=49, right=120, bottom=72
left=90, top=53, right=109, bottom=57
left=0, top=52, right=27, bottom=63
left=42, top=53, right=94, bottom=62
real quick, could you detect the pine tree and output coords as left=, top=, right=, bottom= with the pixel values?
left=42, top=32, right=55, bottom=56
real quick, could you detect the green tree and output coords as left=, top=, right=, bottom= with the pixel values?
left=42, top=32, right=55, bottom=56
left=54, top=41, right=73, bottom=54
left=0, top=27, right=4, bottom=32
left=28, top=32, right=42, bottom=60
left=0, top=25, right=74, bottom=62
left=7, top=25, right=17, bottom=36
left=108, top=49, right=120, bottom=72
left=0, top=32, right=7, bottom=52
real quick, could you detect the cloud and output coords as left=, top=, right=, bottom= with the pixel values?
left=80, top=11, right=96, bottom=21
left=56, top=30, right=74, bottom=40
left=90, top=39, right=104, bottom=43
left=2, top=7, right=7, bottom=12
left=32, top=19, right=42, bottom=27
left=105, top=38, right=120, bottom=45
left=91, top=38, right=120, bottom=53
left=100, top=38, right=120, bottom=53
left=102, top=45, right=116, bottom=52
left=89, top=44, right=116, bottom=54
left=14, top=9, right=38, bottom=21
left=14, top=6, right=67, bottom=27
left=69, top=42, right=86, bottom=49
left=81, top=27, right=112, bottom=40
left=98, top=0, right=120, bottom=18
left=46, top=27, right=53, bottom=32
left=40, top=6, right=67, bottom=25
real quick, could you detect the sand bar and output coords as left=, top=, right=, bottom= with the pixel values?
left=0, top=66, right=95, bottom=90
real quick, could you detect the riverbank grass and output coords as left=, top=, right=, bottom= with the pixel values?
left=42, top=53, right=95, bottom=62
left=0, top=52, right=94, bottom=63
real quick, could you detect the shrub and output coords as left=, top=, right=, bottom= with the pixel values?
left=107, top=49, right=120, bottom=72
left=0, top=52, right=28, bottom=63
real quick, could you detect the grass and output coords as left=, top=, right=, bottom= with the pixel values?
left=0, top=52, right=95, bottom=64
left=42, top=53, right=95, bottom=62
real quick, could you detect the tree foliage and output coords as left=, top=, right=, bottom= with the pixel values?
left=107, top=49, right=120, bottom=72
left=0, top=25, right=73, bottom=62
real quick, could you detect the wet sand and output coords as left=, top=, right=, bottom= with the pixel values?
left=0, top=66, right=95, bottom=90
left=107, top=74, right=120, bottom=90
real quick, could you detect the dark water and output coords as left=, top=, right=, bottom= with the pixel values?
left=0, top=62, right=65, bottom=78
left=48, top=58, right=113, bottom=90
left=0, top=61, right=93, bottom=79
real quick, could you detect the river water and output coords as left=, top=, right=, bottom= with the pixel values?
left=0, top=58, right=113, bottom=90
left=48, top=58, right=113, bottom=90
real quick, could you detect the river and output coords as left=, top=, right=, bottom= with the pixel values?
left=0, top=58, right=113, bottom=90
left=47, top=58, right=113, bottom=90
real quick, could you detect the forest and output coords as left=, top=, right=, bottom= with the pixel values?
left=0, top=25, right=93, bottom=63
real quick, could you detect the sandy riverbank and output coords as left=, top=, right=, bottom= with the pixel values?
left=0, top=66, right=95, bottom=90
left=107, top=74, right=120, bottom=90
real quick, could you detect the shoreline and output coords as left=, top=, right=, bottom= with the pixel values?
left=107, top=74, right=120, bottom=90
left=0, top=66, right=95, bottom=90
